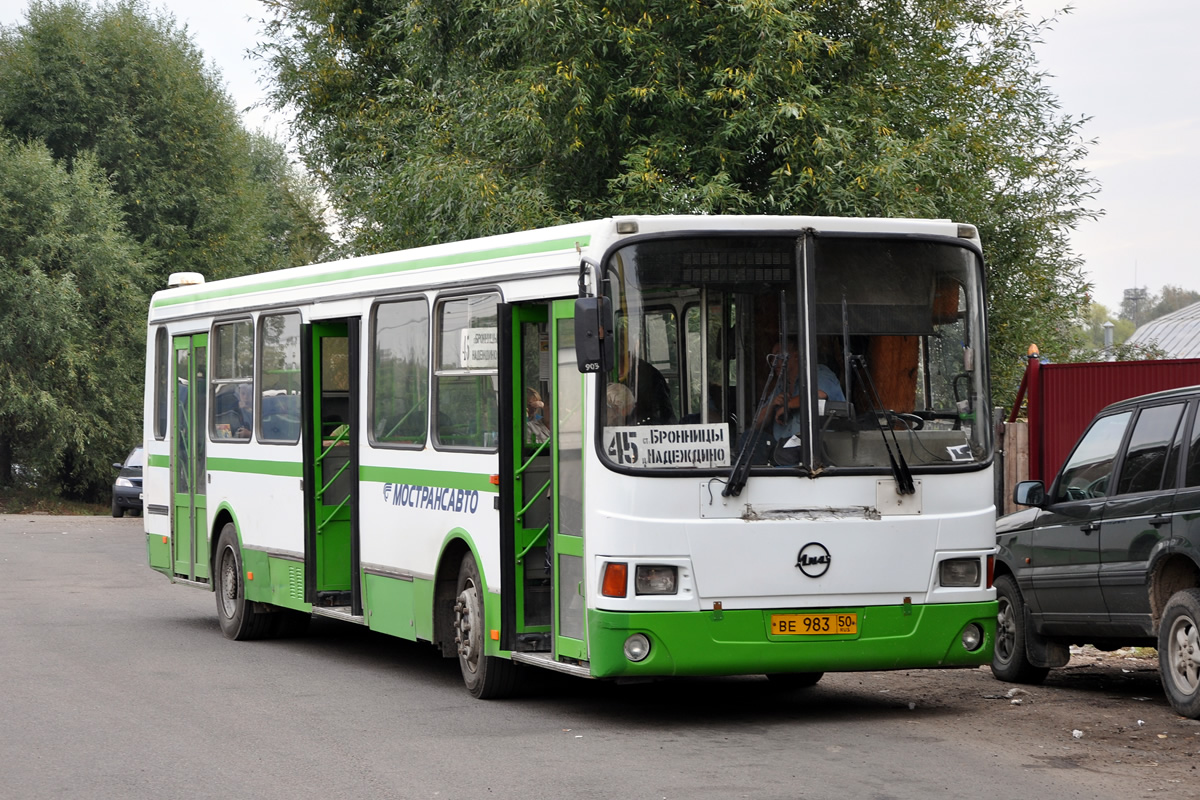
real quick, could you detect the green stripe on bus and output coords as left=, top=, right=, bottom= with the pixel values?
left=207, top=457, right=304, bottom=477
left=359, top=465, right=498, bottom=493
left=147, top=454, right=170, bottom=468
left=203, top=459, right=495, bottom=490
left=152, top=235, right=590, bottom=308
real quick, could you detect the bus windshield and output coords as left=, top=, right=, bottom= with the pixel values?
left=599, top=234, right=990, bottom=475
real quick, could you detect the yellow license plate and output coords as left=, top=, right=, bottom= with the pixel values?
left=771, top=613, right=858, bottom=636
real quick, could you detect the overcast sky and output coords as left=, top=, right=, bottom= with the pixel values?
left=2, top=1, right=1196, bottom=312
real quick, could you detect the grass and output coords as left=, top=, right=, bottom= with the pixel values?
left=0, top=487, right=108, bottom=516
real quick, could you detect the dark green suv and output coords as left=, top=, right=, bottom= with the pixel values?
left=994, top=386, right=1200, bottom=719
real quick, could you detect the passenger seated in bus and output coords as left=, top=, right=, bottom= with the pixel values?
left=261, top=393, right=301, bottom=441
left=619, top=349, right=675, bottom=425
left=606, top=382, right=635, bottom=426
left=234, top=384, right=253, bottom=438
left=525, top=388, right=550, bottom=443
left=213, top=385, right=252, bottom=439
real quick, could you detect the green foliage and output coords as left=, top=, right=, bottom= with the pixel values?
left=1119, top=284, right=1200, bottom=326
left=0, top=140, right=145, bottom=497
left=261, top=0, right=1097, bottom=399
left=1151, top=286, right=1200, bottom=320
left=0, top=0, right=332, bottom=285
left=0, top=0, right=332, bottom=502
left=1077, top=302, right=1133, bottom=350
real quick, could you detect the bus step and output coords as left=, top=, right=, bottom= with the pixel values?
left=311, top=605, right=366, bottom=625
left=315, top=590, right=352, bottom=607
left=514, top=632, right=550, bottom=652
left=172, top=576, right=210, bottom=590
left=510, top=652, right=593, bottom=679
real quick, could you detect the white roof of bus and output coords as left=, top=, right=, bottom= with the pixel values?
left=148, top=214, right=968, bottom=321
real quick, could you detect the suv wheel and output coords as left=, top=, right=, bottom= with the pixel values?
left=991, top=574, right=1050, bottom=684
left=1158, top=588, right=1200, bottom=719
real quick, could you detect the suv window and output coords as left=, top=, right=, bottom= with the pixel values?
left=1114, top=403, right=1187, bottom=496
left=1187, top=407, right=1200, bottom=488
left=1053, top=411, right=1131, bottom=503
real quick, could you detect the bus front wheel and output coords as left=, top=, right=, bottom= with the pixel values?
left=454, top=552, right=517, bottom=699
left=215, top=523, right=274, bottom=641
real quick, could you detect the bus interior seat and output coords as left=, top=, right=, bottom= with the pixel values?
left=260, top=394, right=301, bottom=441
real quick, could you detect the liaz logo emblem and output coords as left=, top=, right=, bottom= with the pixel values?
left=795, top=542, right=831, bottom=578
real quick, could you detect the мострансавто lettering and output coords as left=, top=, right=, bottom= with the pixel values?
left=382, top=483, right=481, bottom=514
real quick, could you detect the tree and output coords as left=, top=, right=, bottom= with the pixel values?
left=1119, top=287, right=1154, bottom=326
left=0, top=0, right=332, bottom=502
left=1080, top=302, right=1133, bottom=349
left=0, top=140, right=145, bottom=497
left=1149, top=285, right=1200, bottom=322
left=0, top=0, right=331, bottom=287
left=1119, top=284, right=1200, bottom=328
left=259, top=0, right=1097, bottom=397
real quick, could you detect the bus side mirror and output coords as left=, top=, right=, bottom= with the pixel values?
left=1013, top=480, right=1045, bottom=507
left=574, top=296, right=614, bottom=373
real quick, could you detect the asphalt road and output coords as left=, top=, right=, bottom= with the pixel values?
left=2, top=514, right=1196, bottom=800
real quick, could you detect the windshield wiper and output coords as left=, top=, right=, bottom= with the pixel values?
left=723, top=292, right=788, bottom=497
left=850, top=355, right=916, bottom=495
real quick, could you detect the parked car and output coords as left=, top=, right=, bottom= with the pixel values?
left=111, top=446, right=144, bottom=517
left=993, top=386, right=1200, bottom=718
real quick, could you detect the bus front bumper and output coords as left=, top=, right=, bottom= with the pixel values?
left=585, top=602, right=996, bottom=679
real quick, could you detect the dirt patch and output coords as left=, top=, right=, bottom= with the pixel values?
left=826, top=645, right=1200, bottom=794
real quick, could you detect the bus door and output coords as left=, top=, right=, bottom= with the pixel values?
left=303, top=320, right=362, bottom=613
left=500, top=299, right=586, bottom=662
left=550, top=299, right=588, bottom=661
left=172, top=334, right=208, bottom=582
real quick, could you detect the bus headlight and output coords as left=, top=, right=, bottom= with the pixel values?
left=635, top=565, right=677, bottom=595
left=624, top=633, right=651, bottom=662
left=939, top=558, right=981, bottom=587
left=961, top=623, right=984, bottom=652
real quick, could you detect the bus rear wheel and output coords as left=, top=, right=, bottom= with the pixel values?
left=215, top=523, right=274, bottom=641
left=454, top=552, right=517, bottom=699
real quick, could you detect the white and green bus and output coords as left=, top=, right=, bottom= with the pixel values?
left=143, top=215, right=997, bottom=697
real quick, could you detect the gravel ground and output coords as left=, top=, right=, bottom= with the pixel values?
left=819, top=645, right=1200, bottom=794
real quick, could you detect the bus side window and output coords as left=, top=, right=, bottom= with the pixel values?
left=371, top=298, right=430, bottom=447
left=211, top=319, right=254, bottom=441
left=435, top=293, right=499, bottom=449
left=259, top=312, right=302, bottom=444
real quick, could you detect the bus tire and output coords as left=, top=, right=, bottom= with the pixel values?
left=1158, top=588, right=1200, bottom=719
left=766, top=672, right=824, bottom=689
left=991, top=574, right=1049, bottom=684
left=454, top=552, right=517, bottom=699
left=214, top=523, right=274, bottom=641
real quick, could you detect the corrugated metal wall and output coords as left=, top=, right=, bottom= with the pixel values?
left=1024, top=358, right=1200, bottom=482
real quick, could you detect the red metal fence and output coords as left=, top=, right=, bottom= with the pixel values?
left=1010, top=357, right=1200, bottom=482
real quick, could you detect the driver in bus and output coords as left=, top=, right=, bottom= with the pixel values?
left=758, top=343, right=845, bottom=442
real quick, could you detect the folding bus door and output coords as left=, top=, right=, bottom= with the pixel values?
left=303, top=319, right=362, bottom=614
left=171, top=334, right=208, bottom=582
left=500, top=299, right=587, bottom=663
